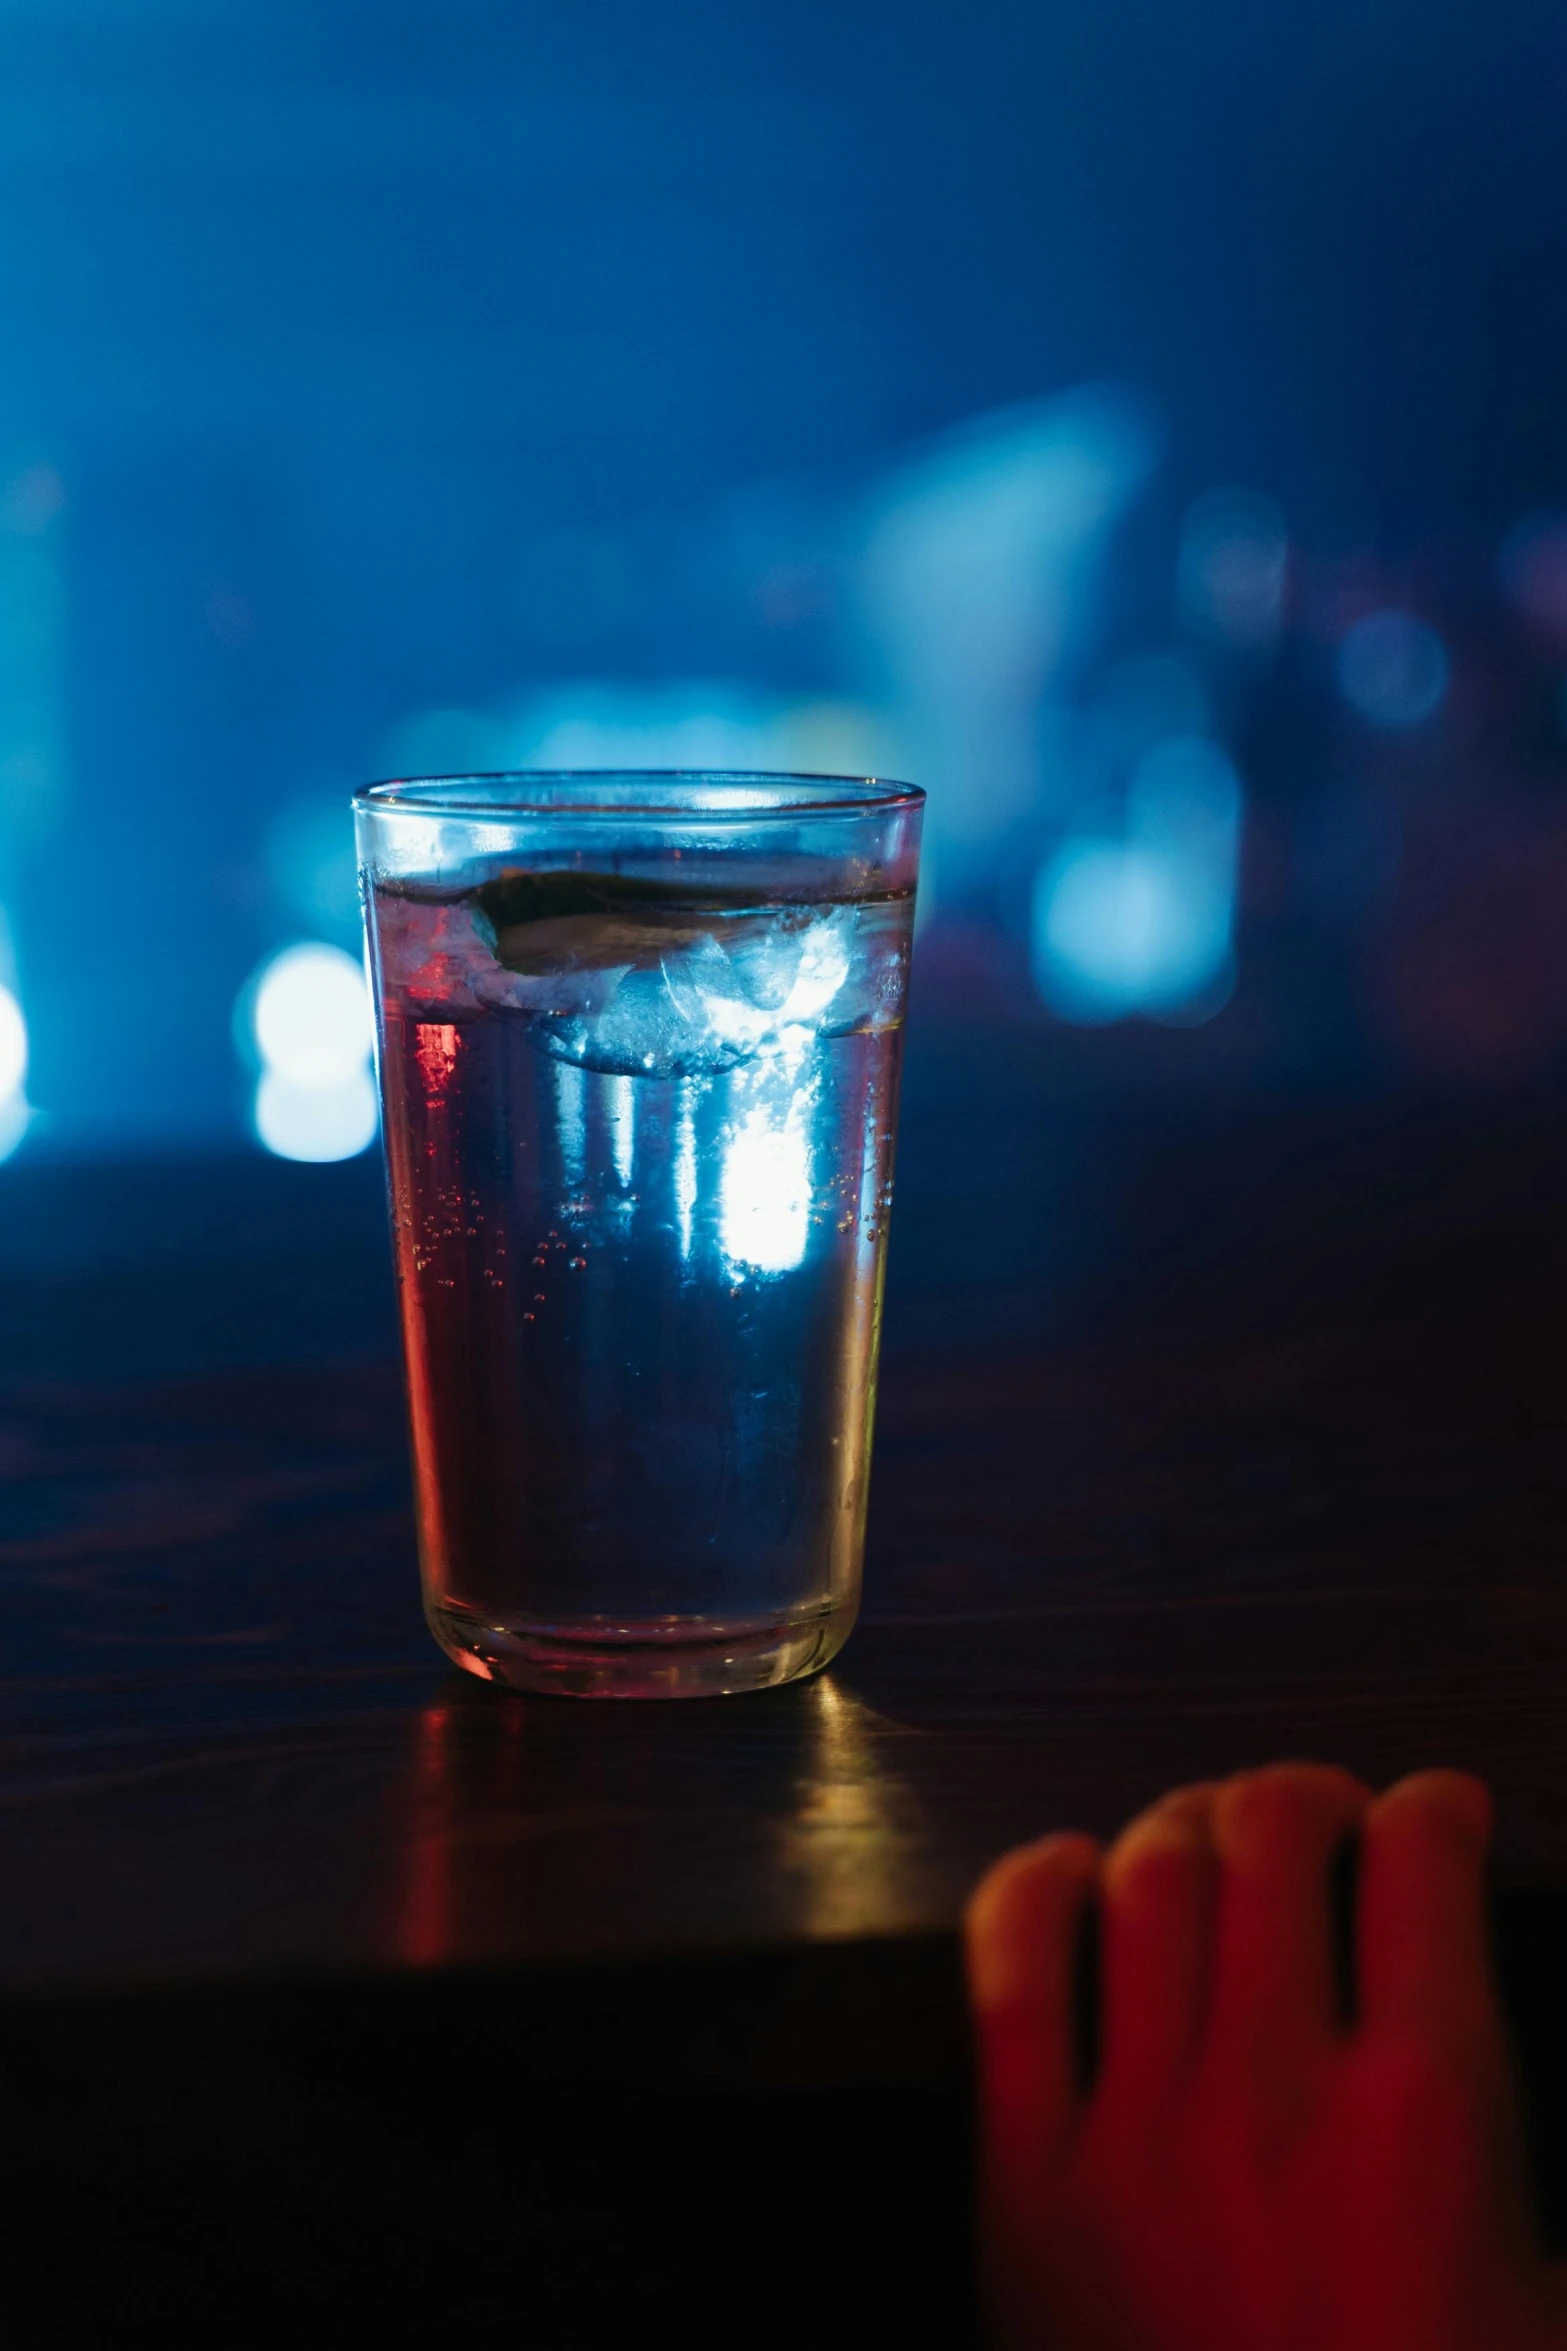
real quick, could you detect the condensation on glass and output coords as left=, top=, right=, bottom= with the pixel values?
left=355, top=771, right=923, bottom=1698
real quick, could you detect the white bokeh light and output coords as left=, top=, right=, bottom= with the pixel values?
left=252, top=942, right=373, bottom=1088
left=243, top=941, right=377, bottom=1162
left=0, top=983, right=29, bottom=1162
left=0, top=984, right=26, bottom=1102
left=255, top=1066, right=379, bottom=1163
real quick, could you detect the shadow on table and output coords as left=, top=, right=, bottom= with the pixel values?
left=0, top=1939, right=977, bottom=2351
left=7, top=1889, right=1567, bottom=2349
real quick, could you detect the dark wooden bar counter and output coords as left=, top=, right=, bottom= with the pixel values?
left=5, top=1043, right=1567, bottom=2342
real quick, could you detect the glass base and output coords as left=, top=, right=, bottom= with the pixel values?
left=425, top=1599, right=856, bottom=1698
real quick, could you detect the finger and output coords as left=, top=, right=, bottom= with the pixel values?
left=1098, top=1784, right=1219, bottom=2110
left=1208, top=1763, right=1372, bottom=2065
left=966, top=1833, right=1102, bottom=2187
left=1356, top=1771, right=1501, bottom=2062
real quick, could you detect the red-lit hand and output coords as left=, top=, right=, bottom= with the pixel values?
left=966, top=1766, right=1565, bottom=2351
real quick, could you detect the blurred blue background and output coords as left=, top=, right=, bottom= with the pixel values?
left=5, top=0, right=1567, bottom=1163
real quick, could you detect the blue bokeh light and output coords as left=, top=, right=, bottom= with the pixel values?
left=1336, top=609, right=1449, bottom=730
left=1178, top=488, right=1289, bottom=649
left=0, top=4, right=1560, bottom=1140
left=1032, top=736, right=1242, bottom=1023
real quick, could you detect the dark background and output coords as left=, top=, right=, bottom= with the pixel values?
left=2, top=0, right=1567, bottom=1163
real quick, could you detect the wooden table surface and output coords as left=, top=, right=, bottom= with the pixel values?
left=8, top=1055, right=1567, bottom=2344
left=7, top=1053, right=1567, bottom=2003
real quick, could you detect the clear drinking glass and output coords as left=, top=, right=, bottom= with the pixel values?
left=355, top=772, right=923, bottom=1698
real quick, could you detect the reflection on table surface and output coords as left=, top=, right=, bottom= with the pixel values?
left=4, top=1067, right=1567, bottom=1999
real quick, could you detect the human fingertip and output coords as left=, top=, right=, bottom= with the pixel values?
left=1143, top=1779, right=1221, bottom=1824
left=965, top=1833, right=1100, bottom=2009
left=1105, top=1787, right=1213, bottom=1879
left=968, top=1831, right=1101, bottom=1929
left=1212, top=1760, right=1371, bottom=1858
left=1376, top=1769, right=1493, bottom=1847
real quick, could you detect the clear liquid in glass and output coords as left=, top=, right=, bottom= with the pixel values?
left=368, top=870, right=912, bottom=1696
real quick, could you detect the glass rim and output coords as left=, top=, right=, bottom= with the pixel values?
left=353, top=768, right=924, bottom=822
